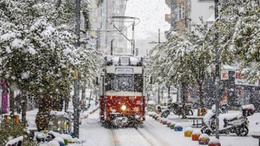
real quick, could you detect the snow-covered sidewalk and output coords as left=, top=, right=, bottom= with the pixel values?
left=25, top=105, right=260, bottom=146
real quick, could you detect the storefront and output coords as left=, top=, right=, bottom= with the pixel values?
left=221, top=68, right=260, bottom=111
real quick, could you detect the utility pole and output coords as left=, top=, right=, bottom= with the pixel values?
left=214, top=0, right=220, bottom=139
left=73, top=0, right=81, bottom=138
left=157, top=29, right=161, bottom=105
left=104, top=0, right=108, bottom=54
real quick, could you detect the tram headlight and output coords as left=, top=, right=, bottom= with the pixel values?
left=121, top=105, right=127, bottom=111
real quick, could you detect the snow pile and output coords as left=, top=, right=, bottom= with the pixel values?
left=242, top=104, right=255, bottom=111
left=251, top=122, right=260, bottom=135
left=199, top=133, right=209, bottom=139
left=60, top=134, right=73, bottom=142
left=209, top=137, right=221, bottom=144
left=36, top=133, right=47, bottom=139
left=53, top=137, right=64, bottom=144
left=192, top=130, right=202, bottom=135
left=48, top=131, right=73, bottom=142
left=184, top=127, right=193, bottom=131
left=46, top=140, right=59, bottom=146
left=48, top=131, right=60, bottom=137
left=174, top=123, right=182, bottom=127
left=5, top=136, right=23, bottom=146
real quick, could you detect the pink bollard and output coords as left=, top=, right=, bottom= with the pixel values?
left=2, top=90, right=9, bottom=113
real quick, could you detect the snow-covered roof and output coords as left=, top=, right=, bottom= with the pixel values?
left=105, top=56, right=143, bottom=66
left=222, top=65, right=238, bottom=71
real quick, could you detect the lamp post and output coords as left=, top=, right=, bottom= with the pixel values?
left=73, top=0, right=81, bottom=138
left=214, top=0, right=220, bottom=139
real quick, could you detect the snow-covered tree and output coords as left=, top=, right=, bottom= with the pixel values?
left=149, top=30, right=196, bottom=118
left=233, top=1, right=260, bottom=81
left=205, top=1, right=259, bottom=81
left=0, top=0, right=100, bottom=130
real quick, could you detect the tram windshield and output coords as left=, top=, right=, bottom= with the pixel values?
left=105, top=73, right=143, bottom=92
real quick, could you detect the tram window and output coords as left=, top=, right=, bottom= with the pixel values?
left=105, top=73, right=114, bottom=91
left=114, top=74, right=134, bottom=92
left=134, top=74, right=143, bottom=92
left=105, top=74, right=143, bottom=92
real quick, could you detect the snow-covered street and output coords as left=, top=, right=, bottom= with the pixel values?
left=71, top=106, right=260, bottom=146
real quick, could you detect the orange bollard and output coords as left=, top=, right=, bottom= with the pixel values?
left=192, top=134, right=201, bottom=141
left=197, top=108, right=201, bottom=116
left=192, top=130, right=202, bottom=141
left=14, top=115, right=19, bottom=124
left=4, top=115, right=9, bottom=123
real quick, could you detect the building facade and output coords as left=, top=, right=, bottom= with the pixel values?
left=88, top=0, right=128, bottom=55
left=165, top=0, right=214, bottom=36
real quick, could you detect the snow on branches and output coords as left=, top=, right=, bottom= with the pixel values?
left=0, top=0, right=99, bottom=96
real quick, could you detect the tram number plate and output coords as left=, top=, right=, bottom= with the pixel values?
left=116, top=68, right=133, bottom=74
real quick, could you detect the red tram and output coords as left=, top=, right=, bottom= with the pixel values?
left=99, top=56, right=145, bottom=127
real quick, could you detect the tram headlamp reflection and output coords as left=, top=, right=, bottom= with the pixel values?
left=121, top=105, right=126, bottom=111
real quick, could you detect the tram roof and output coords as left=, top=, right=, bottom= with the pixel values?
left=104, top=55, right=143, bottom=66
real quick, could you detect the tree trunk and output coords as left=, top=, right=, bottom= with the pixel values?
left=198, top=82, right=204, bottom=109
left=9, top=86, right=15, bottom=118
left=21, top=93, right=27, bottom=127
left=65, top=96, right=69, bottom=112
left=181, top=82, right=187, bottom=119
left=81, top=80, right=86, bottom=108
left=167, top=85, right=171, bottom=109
left=52, top=96, right=62, bottom=111
left=35, top=95, right=52, bottom=131
left=158, top=87, right=160, bottom=105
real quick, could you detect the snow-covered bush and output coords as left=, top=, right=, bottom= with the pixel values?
left=0, top=120, right=36, bottom=146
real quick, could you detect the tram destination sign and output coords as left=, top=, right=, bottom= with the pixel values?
left=115, top=68, right=133, bottom=74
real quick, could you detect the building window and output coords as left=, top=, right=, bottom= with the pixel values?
left=182, top=4, right=185, bottom=19
left=178, top=4, right=185, bottom=20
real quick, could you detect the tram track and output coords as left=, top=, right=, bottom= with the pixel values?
left=135, top=128, right=156, bottom=146
left=110, top=125, right=167, bottom=146
left=110, top=129, right=118, bottom=146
